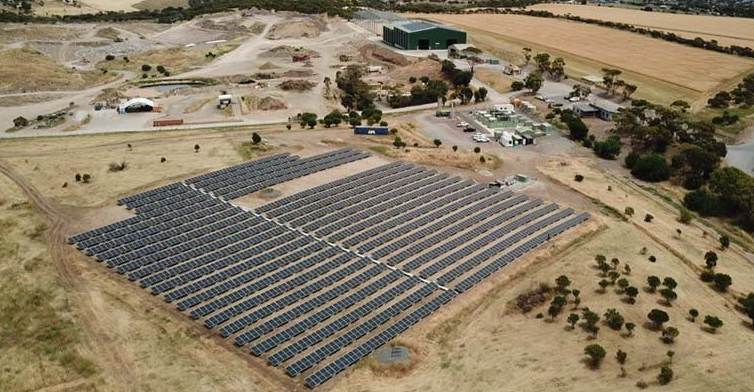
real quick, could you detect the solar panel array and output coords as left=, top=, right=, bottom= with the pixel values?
left=70, top=150, right=590, bottom=389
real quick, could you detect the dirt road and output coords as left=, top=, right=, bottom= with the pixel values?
left=0, top=159, right=139, bottom=388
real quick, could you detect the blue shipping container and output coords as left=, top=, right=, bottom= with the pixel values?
left=354, top=126, right=389, bottom=136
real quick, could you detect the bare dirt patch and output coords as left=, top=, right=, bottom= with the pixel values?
left=474, top=68, right=514, bottom=94
left=360, top=43, right=410, bottom=66
left=265, top=18, right=327, bottom=40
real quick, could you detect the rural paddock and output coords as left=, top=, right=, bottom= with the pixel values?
left=417, top=13, right=754, bottom=104
left=528, top=3, right=754, bottom=48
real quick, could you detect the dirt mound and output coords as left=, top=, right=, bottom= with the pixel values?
left=359, top=43, right=409, bottom=66
left=278, top=79, right=316, bottom=91
left=265, top=18, right=327, bottom=40
left=258, top=61, right=279, bottom=70
left=240, top=95, right=287, bottom=111
left=283, top=69, right=315, bottom=78
left=259, top=45, right=318, bottom=58
left=387, top=58, right=444, bottom=84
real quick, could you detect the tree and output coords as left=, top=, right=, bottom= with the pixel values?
left=616, top=350, right=627, bottom=365
left=617, top=278, right=630, bottom=292
left=604, top=308, right=625, bottom=331
left=688, top=308, right=699, bottom=322
left=679, top=207, right=693, bottom=224
left=522, top=47, right=532, bottom=65
left=712, top=273, right=732, bottom=292
left=534, top=52, right=551, bottom=73
left=584, top=344, right=607, bottom=368
left=555, top=275, right=571, bottom=293
left=473, top=147, right=481, bottom=154
left=720, top=235, right=731, bottom=250
left=511, top=81, right=524, bottom=91
left=82, top=174, right=91, bottom=183
left=667, top=350, right=675, bottom=364
left=657, top=366, right=674, bottom=385
left=660, top=288, right=677, bottom=306
left=602, top=68, right=623, bottom=95
left=644, top=214, right=654, bottom=223
left=625, top=322, right=636, bottom=336
left=663, top=277, right=678, bottom=290
left=598, top=279, right=610, bottom=293
left=592, top=136, right=622, bottom=160
left=141, top=64, right=152, bottom=72
left=704, top=251, right=718, bottom=270
left=13, top=116, right=29, bottom=128
left=75, top=173, right=82, bottom=182
left=567, top=313, right=580, bottom=329
left=647, top=276, right=661, bottom=292
left=408, top=76, right=417, bottom=84
left=194, top=144, right=200, bottom=153
left=661, top=326, right=679, bottom=344
left=433, top=139, right=442, bottom=148
left=704, top=315, right=723, bottom=332
left=625, top=286, right=639, bottom=304
left=624, top=207, right=634, bottom=217
left=452, top=145, right=458, bottom=152
left=549, top=57, right=566, bottom=81
left=474, top=87, right=488, bottom=102
left=631, top=154, right=670, bottom=182
left=582, top=309, right=600, bottom=335
left=565, top=115, right=589, bottom=141
left=648, top=309, right=670, bottom=329
left=670, top=100, right=690, bottom=112
left=524, top=71, right=544, bottom=93
left=572, top=289, right=581, bottom=309
left=738, top=293, right=754, bottom=328
left=251, top=132, right=262, bottom=145
left=322, top=110, right=343, bottom=128
left=393, top=136, right=404, bottom=149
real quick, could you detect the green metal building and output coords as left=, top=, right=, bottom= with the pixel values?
left=382, top=21, right=466, bottom=50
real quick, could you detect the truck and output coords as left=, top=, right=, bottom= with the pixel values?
left=354, top=126, right=389, bottom=136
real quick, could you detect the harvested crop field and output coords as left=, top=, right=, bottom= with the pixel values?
left=418, top=13, right=754, bottom=105
left=528, top=4, right=754, bottom=48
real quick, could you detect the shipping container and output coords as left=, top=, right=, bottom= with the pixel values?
left=354, top=126, right=389, bottom=136
left=153, top=119, right=184, bottom=127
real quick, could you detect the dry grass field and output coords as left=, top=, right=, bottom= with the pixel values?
left=474, top=67, right=514, bottom=94
left=418, top=13, right=754, bottom=106
left=0, top=47, right=116, bottom=94
left=528, top=3, right=754, bottom=48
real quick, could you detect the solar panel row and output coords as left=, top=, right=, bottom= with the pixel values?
left=68, top=150, right=590, bottom=389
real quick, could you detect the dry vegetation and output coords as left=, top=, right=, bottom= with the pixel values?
left=419, top=13, right=754, bottom=105
left=98, top=42, right=239, bottom=76
left=0, top=47, right=116, bottom=94
left=473, top=68, right=514, bottom=94
left=528, top=3, right=754, bottom=48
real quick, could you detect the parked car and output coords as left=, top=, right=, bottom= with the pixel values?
left=456, top=121, right=469, bottom=128
left=463, top=126, right=476, bottom=133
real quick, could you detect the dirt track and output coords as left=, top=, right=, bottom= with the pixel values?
left=0, top=159, right=139, bottom=387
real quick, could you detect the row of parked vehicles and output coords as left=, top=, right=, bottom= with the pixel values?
left=456, top=121, right=490, bottom=143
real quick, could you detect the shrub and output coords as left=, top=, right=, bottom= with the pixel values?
left=251, top=132, right=262, bottom=145
left=624, top=151, right=640, bottom=168
left=624, top=207, right=634, bottom=217
left=160, top=157, right=166, bottom=163
left=712, top=273, right=732, bottom=291
left=678, top=207, right=693, bottom=224
left=574, top=174, right=584, bottom=182
left=474, top=147, right=481, bottom=153
left=657, top=366, right=673, bottom=385
left=511, top=80, right=524, bottom=91
left=13, top=116, right=29, bottom=128
left=105, top=54, right=115, bottom=61
left=141, top=64, right=151, bottom=72
left=644, top=214, right=654, bottom=223
left=408, top=76, right=417, bottom=83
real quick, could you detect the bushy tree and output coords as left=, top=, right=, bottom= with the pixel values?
left=648, top=309, right=669, bottom=329
left=704, top=315, right=723, bottom=332
left=584, top=344, right=607, bottom=368
left=631, top=154, right=670, bottom=182
left=604, top=308, right=625, bottom=331
left=251, top=132, right=262, bottom=145
left=688, top=309, right=699, bottom=322
left=661, top=326, right=679, bottom=344
left=712, top=273, right=732, bottom=292
left=657, top=366, right=674, bottom=385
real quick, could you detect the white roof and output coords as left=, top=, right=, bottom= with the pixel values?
left=119, top=97, right=155, bottom=110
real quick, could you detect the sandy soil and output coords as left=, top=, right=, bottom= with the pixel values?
left=528, top=3, right=754, bottom=48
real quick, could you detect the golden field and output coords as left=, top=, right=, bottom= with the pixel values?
left=528, top=3, right=754, bottom=48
